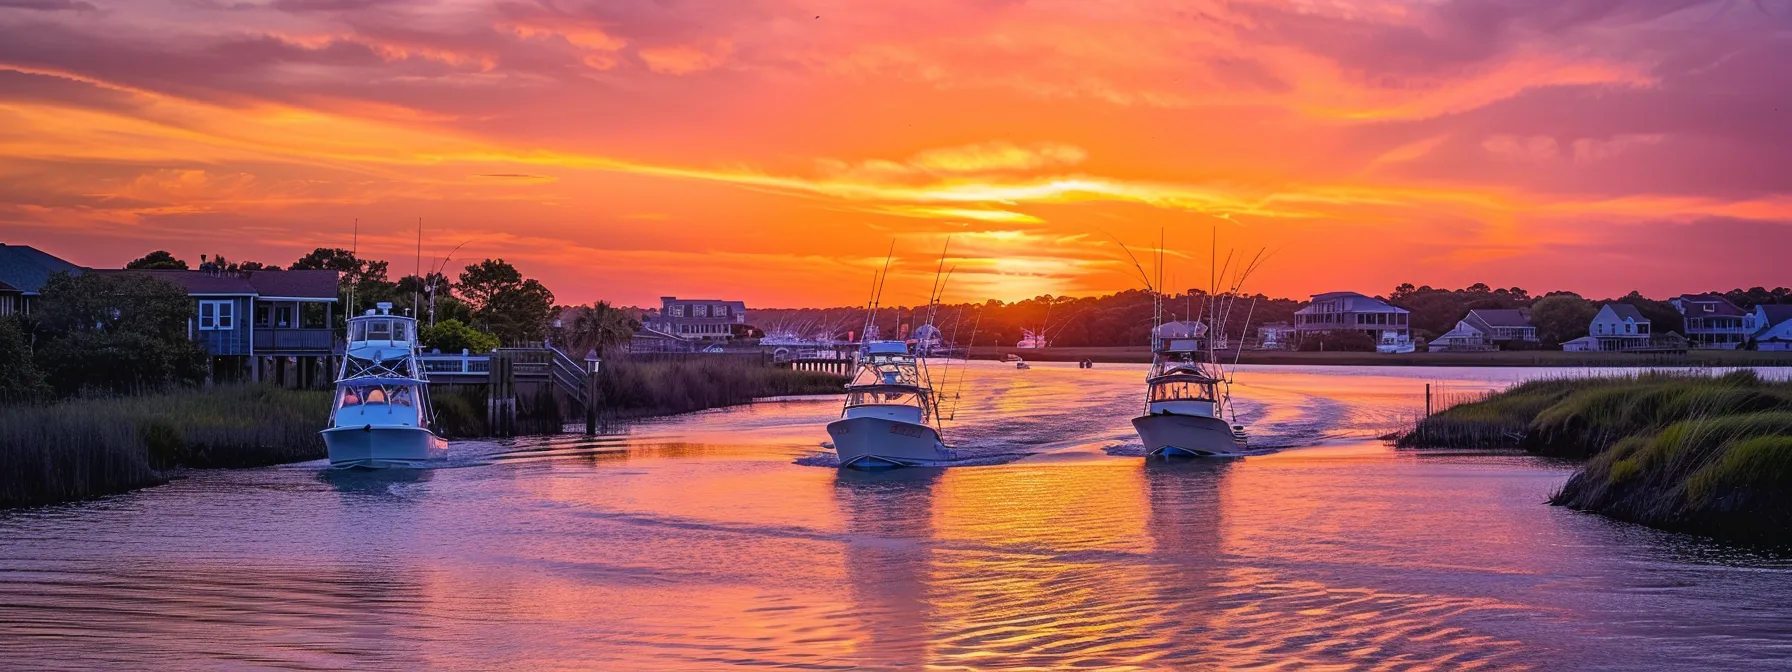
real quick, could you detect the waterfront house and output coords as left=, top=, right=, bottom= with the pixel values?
left=1672, top=294, right=1756, bottom=349
left=0, top=243, right=83, bottom=316
left=1752, top=305, right=1792, bottom=351
left=1293, top=291, right=1413, bottom=352
left=1428, top=309, right=1538, bottom=352
left=641, top=296, right=748, bottom=341
left=1257, top=322, right=1295, bottom=349
left=1576, top=303, right=1653, bottom=352
left=96, top=267, right=340, bottom=383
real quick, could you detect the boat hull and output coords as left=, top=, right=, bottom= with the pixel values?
left=826, top=417, right=953, bottom=469
left=1132, top=412, right=1247, bottom=457
left=322, top=425, right=448, bottom=468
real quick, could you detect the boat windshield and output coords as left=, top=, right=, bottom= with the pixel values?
left=1149, top=380, right=1217, bottom=403
left=349, top=318, right=413, bottom=342
left=338, top=383, right=418, bottom=408
left=847, top=389, right=925, bottom=407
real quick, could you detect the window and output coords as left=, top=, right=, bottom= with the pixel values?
left=366, top=319, right=393, bottom=340
left=694, top=304, right=709, bottom=317
left=671, top=304, right=685, bottom=317
left=715, top=304, right=729, bottom=317
left=198, top=300, right=235, bottom=330
left=1149, top=380, right=1217, bottom=403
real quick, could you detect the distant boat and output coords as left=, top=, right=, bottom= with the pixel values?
left=1132, top=325, right=1250, bottom=458
left=1015, top=328, right=1048, bottom=349
left=321, top=303, right=448, bottom=469
left=826, top=340, right=956, bottom=469
left=1015, top=360, right=1030, bottom=370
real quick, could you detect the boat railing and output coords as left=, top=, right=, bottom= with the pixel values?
left=419, top=352, right=492, bottom=375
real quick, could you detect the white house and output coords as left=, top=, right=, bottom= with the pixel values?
left=1752, top=305, right=1792, bottom=351
left=1576, top=303, right=1652, bottom=352
left=1429, top=309, right=1538, bottom=352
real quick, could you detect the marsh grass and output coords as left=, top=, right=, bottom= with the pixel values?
left=1399, top=369, right=1792, bottom=542
left=596, top=357, right=846, bottom=421
left=0, top=385, right=331, bottom=508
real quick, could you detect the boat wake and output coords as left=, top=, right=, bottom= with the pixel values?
left=794, top=447, right=1033, bottom=469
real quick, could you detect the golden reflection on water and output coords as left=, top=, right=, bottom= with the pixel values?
left=5, top=364, right=1789, bottom=670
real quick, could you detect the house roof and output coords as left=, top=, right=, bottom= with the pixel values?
left=1465, top=308, right=1531, bottom=328
left=99, top=269, right=258, bottom=295
left=0, top=244, right=84, bottom=295
left=1675, top=293, right=1746, bottom=317
left=1297, top=291, right=1407, bottom=314
left=245, top=269, right=338, bottom=300
left=1756, top=305, right=1792, bottom=332
left=1602, top=303, right=1649, bottom=322
left=666, top=298, right=748, bottom=310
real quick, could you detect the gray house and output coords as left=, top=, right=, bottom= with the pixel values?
left=642, top=296, right=749, bottom=341
left=0, top=243, right=83, bottom=316
left=1428, top=309, right=1538, bottom=352
left=1293, top=291, right=1413, bottom=352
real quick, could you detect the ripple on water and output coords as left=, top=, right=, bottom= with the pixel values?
left=4, top=363, right=1792, bottom=670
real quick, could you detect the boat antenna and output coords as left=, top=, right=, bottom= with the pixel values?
left=413, top=217, right=423, bottom=319
left=348, top=217, right=359, bottom=316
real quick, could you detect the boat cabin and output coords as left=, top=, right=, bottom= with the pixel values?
left=331, top=378, right=428, bottom=428
left=843, top=384, right=933, bottom=424
left=843, top=340, right=935, bottom=424
left=347, top=306, right=417, bottom=346
left=1145, top=372, right=1220, bottom=417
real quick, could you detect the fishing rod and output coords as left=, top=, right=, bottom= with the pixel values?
left=947, top=303, right=985, bottom=422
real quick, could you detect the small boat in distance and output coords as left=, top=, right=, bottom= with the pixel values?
left=322, top=303, right=448, bottom=469
left=826, top=340, right=956, bottom=469
left=1132, top=330, right=1250, bottom=458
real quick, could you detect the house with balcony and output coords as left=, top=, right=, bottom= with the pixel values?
left=97, top=267, right=341, bottom=384
left=1672, top=294, right=1756, bottom=349
left=0, top=243, right=83, bottom=316
left=1752, top=305, right=1792, bottom=351
left=641, top=296, right=748, bottom=341
left=1563, top=303, right=1653, bottom=352
left=1293, top=291, right=1413, bottom=352
left=1428, top=309, right=1538, bottom=352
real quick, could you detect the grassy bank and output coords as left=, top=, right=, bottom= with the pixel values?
left=968, top=346, right=1792, bottom=368
left=1399, top=371, right=1792, bottom=543
left=0, top=385, right=331, bottom=509
left=597, top=357, right=846, bottom=421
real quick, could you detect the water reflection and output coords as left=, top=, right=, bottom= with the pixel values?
left=319, top=465, right=435, bottom=497
left=834, top=468, right=943, bottom=668
left=5, top=364, right=1792, bottom=670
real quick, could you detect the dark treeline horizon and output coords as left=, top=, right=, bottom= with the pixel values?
left=743, top=283, right=1792, bottom=349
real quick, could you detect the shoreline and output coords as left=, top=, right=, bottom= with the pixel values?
left=1397, top=371, right=1792, bottom=544
left=969, top=346, right=1792, bottom=368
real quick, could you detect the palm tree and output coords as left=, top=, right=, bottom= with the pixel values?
left=561, top=301, right=640, bottom=357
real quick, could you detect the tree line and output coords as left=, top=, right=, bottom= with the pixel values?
left=749, top=283, right=1792, bottom=349
left=0, top=249, right=640, bottom=403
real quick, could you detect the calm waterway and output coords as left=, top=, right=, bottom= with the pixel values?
left=4, top=363, right=1792, bottom=670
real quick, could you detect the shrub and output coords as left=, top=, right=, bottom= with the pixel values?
left=420, top=318, right=499, bottom=354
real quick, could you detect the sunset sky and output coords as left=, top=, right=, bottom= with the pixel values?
left=1, top=0, right=1788, bottom=307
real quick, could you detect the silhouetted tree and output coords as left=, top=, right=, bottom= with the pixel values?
left=125, top=250, right=187, bottom=270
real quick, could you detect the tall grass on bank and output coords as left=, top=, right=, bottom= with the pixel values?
left=596, top=357, right=847, bottom=421
left=1398, top=370, right=1792, bottom=542
left=0, top=385, right=331, bottom=509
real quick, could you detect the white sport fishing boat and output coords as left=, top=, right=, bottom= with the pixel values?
left=1132, top=327, right=1250, bottom=458
left=826, top=340, right=956, bottom=469
left=322, top=303, right=448, bottom=468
